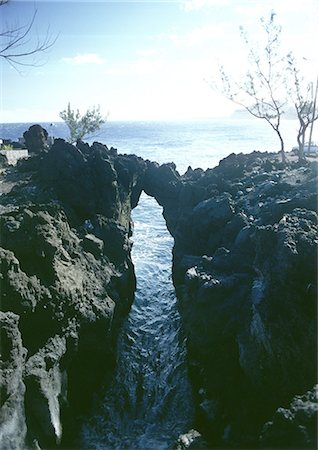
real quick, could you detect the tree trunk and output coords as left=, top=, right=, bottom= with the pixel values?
left=297, top=118, right=306, bottom=161
left=308, top=75, right=318, bottom=151
left=297, top=131, right=305, bottom=161
left=276, top=128, right=286, bottom=163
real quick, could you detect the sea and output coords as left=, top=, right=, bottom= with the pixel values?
left=0, top=118, right=304, bottom=174
left=1, top=118, right=309, bottom=449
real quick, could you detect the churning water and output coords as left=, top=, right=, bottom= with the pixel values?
left=80, top=194, right=194, bottom=449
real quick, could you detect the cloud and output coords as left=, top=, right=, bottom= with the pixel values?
left=186, top=25, right=224, bottom=45
left=103, top=58, right=164, bottom=77
left=136, top=48, right=161, bottom=58
left=168, top=24, right=225, bottom=47
left=62, top=53, right=106, bottom=65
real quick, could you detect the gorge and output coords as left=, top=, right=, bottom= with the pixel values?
left=0, top=126, right=317, bottom=450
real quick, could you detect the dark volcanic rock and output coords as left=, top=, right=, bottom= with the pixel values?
left=260, top=386, right=318, bottom=449
left=161, top=152, right=318, bottom=449
left=82, top=233, right=104, bottom=258
left=0, top=139, right=146, bottom=449
left=42, top=139, right=146, bottom=220
left=0, top=152, right=9, bottom=168
left=23, top=125, right=49, bottom=154
left=0, top=312, right=27, bottom=450
left=143, top=161, right=181, bottom=232
left=174, top=429, right=208, bottom=449
left=1, top=140, right=317, bottom=450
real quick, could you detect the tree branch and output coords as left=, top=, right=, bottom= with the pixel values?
left=0, top=5, right=58, bottom=69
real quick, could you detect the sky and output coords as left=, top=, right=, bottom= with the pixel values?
left=1, top=0, right=317, bottom=122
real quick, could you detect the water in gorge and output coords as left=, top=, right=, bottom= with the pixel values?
left=80, top=193, right=194, bottom=449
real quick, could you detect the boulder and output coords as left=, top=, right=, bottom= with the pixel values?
left=260, top=386, right=318, bottom=449
left=23, top=125, right=49, bottom=154
left=174, top=429, right=208, bottom=449
left=0, top=152, right=8, bottom=167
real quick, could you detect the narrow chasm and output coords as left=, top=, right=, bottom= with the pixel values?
left=80, top=193, right=194, bottom=449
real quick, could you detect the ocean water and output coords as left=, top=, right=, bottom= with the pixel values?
left=0, top=118, right=303, bottom=174
left=1, top=119, right=308, bottom=448
left=80, top=194, right=194, bottom=449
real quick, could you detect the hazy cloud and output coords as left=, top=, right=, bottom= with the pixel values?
left=104, top=58, right=164, bottom=77
left=62, top=53, right=106, bottom=65
left=169, top=24, right=225, bottom=47
left=136, top=48, right=161, bottom=58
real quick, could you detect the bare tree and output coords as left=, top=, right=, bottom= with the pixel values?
left=0, top=0, right=57, bottom=69
left=286, top=54, right=318, bottom=161
left=216, top=12, right=287, bottom=162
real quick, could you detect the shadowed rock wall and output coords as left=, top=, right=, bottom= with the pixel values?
left=0, top=138, right=146, bottom=449
left=149, top=153, right=318, bottom=449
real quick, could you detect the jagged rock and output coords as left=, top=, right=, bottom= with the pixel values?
left=23, top=125, right=49, bottom=154
left=42, top=139, right=94, bottom=216
left=0, top=312, right=27, bottom=450
left=0, top=139, right=144, bottom=448
left=1, top=139, right=317, bottom=450
left=143, top=161, right=181, bottom=231
left=0, top=152, right=8, bottom=167
left=163, top=153, right=318, bottom=449
left=174, top=429, right=208, bottom=449
left=41, top=139, right=146, bottom=220
left=143, top=161, right=180, bottom=202
left=24, top=335, right=67, bottom=448
left=82, top=234, right=104, bottom=258
left=260, top=386, right=318, bottom=449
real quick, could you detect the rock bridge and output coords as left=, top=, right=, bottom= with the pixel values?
left=41, top=138, right=182, bottom=239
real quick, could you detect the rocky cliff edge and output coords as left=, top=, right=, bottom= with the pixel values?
left=151, top=152, right=318, bottom=449
left=1, top=129, right=317, bottom=449
left=0, top=137, right=146, bottom=449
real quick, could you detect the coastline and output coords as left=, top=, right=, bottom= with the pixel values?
left=0, top=127, right=317, bottom=449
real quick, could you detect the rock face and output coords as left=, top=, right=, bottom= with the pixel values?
left=23, top=125, right=49, bottom=154
left=1, top=133, right=317, bottom=450
left=260, top=386, right=318, bottom=449
left=154, top=152, right=318, bottom=449
left=174, top=429, right=208, bottom=449
left=0, top=152, right=9, bottom=167
left=0, top=312, right=27, bottom=450
left=0, top=138, right=146, bottom=449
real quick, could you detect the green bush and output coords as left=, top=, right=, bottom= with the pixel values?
left=59, top=103, right=105, bottom=144
left=2, top=144, right=13, bottom=151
